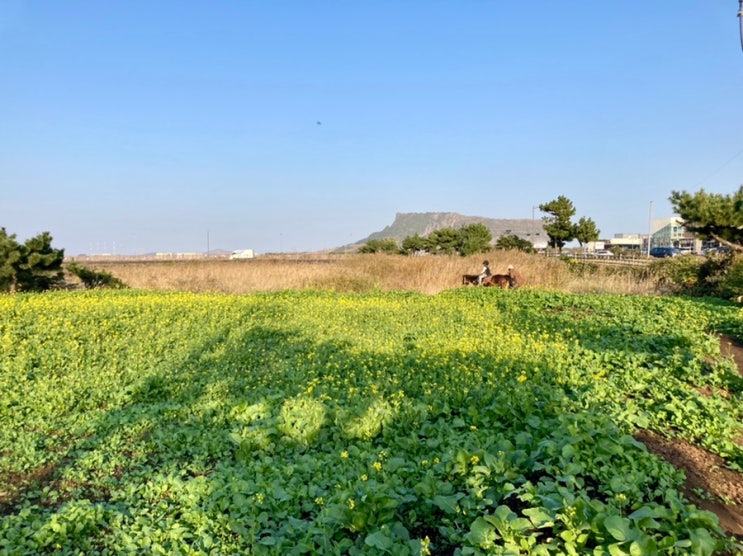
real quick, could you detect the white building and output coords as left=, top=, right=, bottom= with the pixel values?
left=606, top=234, right=644, bottom=252
left=650, top=217, right=701, bottom=253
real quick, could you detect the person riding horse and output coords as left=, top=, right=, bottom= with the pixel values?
left=463, top=263, right=522, bottom=289
left=477, top=261, right=491, bottom=285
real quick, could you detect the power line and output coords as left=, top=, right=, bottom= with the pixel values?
left=690, top=147, right=743, bottom=188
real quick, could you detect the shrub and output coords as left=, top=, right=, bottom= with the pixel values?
left=649, top=253, right=743, bottom=299
left=649, top=256, right=706, bottom=295
left=712, top=254, right=743, bottom=300
left=67, top=262, right=127, bottom=289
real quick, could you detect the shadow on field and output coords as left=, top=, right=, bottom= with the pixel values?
left=3, top=321, right=423, bottom=549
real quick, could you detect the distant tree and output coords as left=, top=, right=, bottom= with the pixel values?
left=669, top=186, right=743, bottom=252
left=573, top=217, right=600, bottom=248
left=1, top=229, right=64, bottom=292
left=458, top=223, right=492, bottom=257
left=495, top=234, right=535, bottom=253
left=401, top=233, right=428, bottom=255
left=426, top=227, right=461, bottom=255
left=539, top=196, right=576, bottom=253
left=13, top=231, right=65, bottom=292
left=358, top=238, right=399, bottom=254
left=0, top=228, right=21, bottom=292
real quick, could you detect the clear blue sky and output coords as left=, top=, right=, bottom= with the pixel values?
left=2, top=1, right=742, bottom=255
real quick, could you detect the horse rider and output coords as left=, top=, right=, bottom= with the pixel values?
left=478, top=260, right=491, bottom=285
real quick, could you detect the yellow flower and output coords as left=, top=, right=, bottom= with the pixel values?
left=470, top=455, right=480, bottom=465
left=421, top=536, right=431, bottom=556
left=314, top=497, right=324, bottom=506
left=348, top=498, right=355, bottom=510
left=360, top=474, right=368, bottom=481
left=340, top=450, right=349, bottom=459
left=517, top=374, right=527, bottom=382
left=372, top=461, right=382, bottom=471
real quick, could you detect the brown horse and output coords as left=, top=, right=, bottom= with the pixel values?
left=482, top=274, right=512, bottom=289
left=462, top=274, right=480, bottom=286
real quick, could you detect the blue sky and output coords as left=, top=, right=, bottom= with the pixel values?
left=2, top=1, right=742, bottom=255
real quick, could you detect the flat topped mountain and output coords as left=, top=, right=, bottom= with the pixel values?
left=359, top=212, right=546, bottom=245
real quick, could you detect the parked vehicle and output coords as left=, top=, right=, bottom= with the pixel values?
left=230, top=249, right=255, bottom=260
left=649, top=247, right=681, bottom=258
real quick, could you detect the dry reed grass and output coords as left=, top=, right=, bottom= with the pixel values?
left=70, top=251, right=660, bottom=296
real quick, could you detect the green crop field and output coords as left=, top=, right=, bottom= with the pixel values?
left=1, top=289, right=742, bottom=554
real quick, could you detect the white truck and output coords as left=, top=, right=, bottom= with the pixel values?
left=229, top=249, right=255, bottom=260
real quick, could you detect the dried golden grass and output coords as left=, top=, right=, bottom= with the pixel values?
left=72, top=251, right=659, bottom=296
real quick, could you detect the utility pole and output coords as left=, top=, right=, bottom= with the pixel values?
left=739, top=0, right=743, bottom=52
left=647, top=201, right=653, bottom=256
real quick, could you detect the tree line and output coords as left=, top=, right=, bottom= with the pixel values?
left=359, top=196, right=600, bottom=255
left=358, top=223, right=540, bottom=256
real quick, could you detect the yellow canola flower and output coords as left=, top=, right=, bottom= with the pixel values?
left=420, top=536, right=432, bottom=556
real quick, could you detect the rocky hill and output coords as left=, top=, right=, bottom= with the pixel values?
left=356, top=212, right=547, bottom=247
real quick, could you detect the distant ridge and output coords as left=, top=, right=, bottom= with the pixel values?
left=356, top=212, right=547, bottom=246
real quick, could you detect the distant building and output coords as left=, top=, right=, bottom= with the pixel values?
left=606, top=234, right=643, bottom=252
left=649, top=217, right=701, bottom=253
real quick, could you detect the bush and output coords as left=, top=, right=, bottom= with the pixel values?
left=649, top=253, right=743, bottom=299
left=67, top=262, right=127, bottom=289
left=712, top=254, right=743, bottom=300
left=649, top=256, right=706, bottom=295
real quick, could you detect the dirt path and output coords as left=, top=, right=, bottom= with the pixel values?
left=635, top=335, right=743, bottom=538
